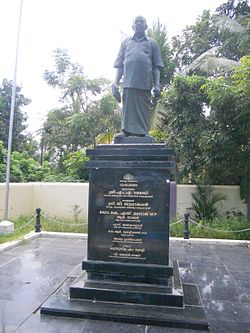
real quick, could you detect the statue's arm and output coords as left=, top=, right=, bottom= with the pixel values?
left=114, top=67, right=123, bottom=87
left=112, top=67, right=123, bottom=103
left=152, top=67, right=161, bottom=97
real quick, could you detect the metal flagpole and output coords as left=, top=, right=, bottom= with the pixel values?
left=2, top=0, right=23, bottom=222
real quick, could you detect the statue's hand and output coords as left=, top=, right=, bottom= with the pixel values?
left=153, top=85, right=161, bottom=98
left=112, top=84, right=121, bottom=103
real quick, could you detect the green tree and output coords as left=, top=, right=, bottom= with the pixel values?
left=172, top=0, right=249, bottom=75
left=161, top=57, right=249, bottom=187
left=44, top=48, right=110, bottom=113
left=0, top=140, right=7, bottom=182
left=148, top=20, right=175, bottom=86
left=0, top=79, right=31, bottom=151
left=213, top=0, right=250, bottom=60
left=172, top=10, right=220, bottom=71
left=42, top=49, right=120, bottom=175
left=41, top=93, right=121, bottom=175
left=9, top=151, right=50, bottom=182
left=202, top=56, right=249, bottom=180
left=0, top=139, right=50, bottom=183
left=161, top=75, right=208, bottom=182
left=20, top=134, right=40, bottom=161
left=63, top=150, right=89, bottom=181
left=69, top=93, right=121, bottom=147
left=216, top=0, right=249, bottom=19
left=42, top=107, right=73, bottom=172
left=203, top=55, right=250, bottom=196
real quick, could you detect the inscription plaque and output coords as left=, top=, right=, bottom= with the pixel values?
left=88, top=168, right=170, bottom=265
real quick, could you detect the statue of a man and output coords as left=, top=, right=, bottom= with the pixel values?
left=112, top=16, right=164, bottom=137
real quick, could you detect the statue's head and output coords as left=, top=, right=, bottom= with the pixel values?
left=132, top=16, right=148, bottom=34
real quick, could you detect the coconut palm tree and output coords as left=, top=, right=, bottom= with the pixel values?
left=181, top=14, right=250, bottom=76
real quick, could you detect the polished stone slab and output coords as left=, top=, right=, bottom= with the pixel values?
left=203, top=299, right=250, bottom=323
left=14, top=314, right=87, bottom=333
left=41, top=282, right=208, bottom=330
left=208, top=320, right=250, bottom=333
left=85, top=144, right=174, bottom=279
left=82, top=260, right=173, bottom=285
left=70, top=260, right=184, bottom=308
left=113, top=136, right=155, bottom=144
left=230, top=270, right=250, bottom=290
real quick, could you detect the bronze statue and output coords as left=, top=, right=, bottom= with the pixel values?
left=113, top=16, right=164, bottom=137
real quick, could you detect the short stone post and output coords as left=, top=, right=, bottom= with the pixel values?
left=35, top=208, right=42, bottom=232
left=183, top=212, right=190, bottom=239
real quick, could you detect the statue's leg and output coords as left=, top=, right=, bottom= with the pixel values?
left=122, top=88, right=151, bottom=136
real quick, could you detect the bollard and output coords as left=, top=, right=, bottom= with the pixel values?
left=183, top=212, right=190, bottom=239
left=35, top=208, right=42, bottom=232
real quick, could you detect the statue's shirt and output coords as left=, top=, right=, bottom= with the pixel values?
left=114, top=36, right=164, bottom=90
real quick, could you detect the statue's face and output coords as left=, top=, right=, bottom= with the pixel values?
left=132, top=16, right=147, bottom=33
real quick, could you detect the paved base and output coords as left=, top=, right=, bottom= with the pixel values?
left=41, top=280, right=208, bottom=330
left=41, top=260, right=208, bottom=330
left=1, top=235, right=250, bottom=332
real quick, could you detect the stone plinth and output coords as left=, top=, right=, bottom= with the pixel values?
left=41, top=143, right=208, bottom=330
left=0, top=220, right=14, bottom=235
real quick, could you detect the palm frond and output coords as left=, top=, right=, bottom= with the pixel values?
left=181, top=47, right=219, bottom=75
left=150, top=100, right=164, bottom=130
left=191, top=184, right=228, bottom=221
left=96, top=131, right=114, bottom=144
left=213, top=15, right=244, bottom=34
left=198, top=57, right=239, bottom=73
left=182, top=47, right=239, bottom=76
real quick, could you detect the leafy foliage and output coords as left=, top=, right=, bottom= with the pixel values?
left=149, top=129, right=169, bottom=143
left=170, top=215, right=250, bottom=239
left=172, top=10, right=220, bottom=71
left=148, top=20, right=175, bottom=86
left=0, top=79, right=30, bottom=151
left=44, top=48, right=110, bottom=113
left=41, top=93, right=121, bottom=173
left=63, top=150, right=89, bottom=181
left=161, top=56, right=250, bottom=187
left=10, top=151, right=50, bottom=182
left=0, top=139, right=50, bottom=182
left=191, top=184, right=228, bottom=221
left=69, top=94, right=121, bottom=147
left=172, top=0, right=250, bottom=75
left=41, top=49, right=121, bottom=177
left=202, top=56, right=250, bottom=187
left=161, top=75, right=208, bottom=182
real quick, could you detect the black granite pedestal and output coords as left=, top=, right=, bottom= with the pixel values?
left=41, top=142, right=209, bottom=330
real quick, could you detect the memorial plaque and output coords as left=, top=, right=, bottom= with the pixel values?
left=88, top=168, right=170, bottom=265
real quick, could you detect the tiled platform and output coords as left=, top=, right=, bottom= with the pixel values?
left=0, top=233, right=250, bottom=332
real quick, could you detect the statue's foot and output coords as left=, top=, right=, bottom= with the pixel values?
left=123, top=130, right=146, bottom=137
left=114, top=130, right=154, bottom=144
left=114, top=132, right=126, bottom=138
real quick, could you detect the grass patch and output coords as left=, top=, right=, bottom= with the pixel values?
left=41, top=215, right=88, bottom=233
left=0, top=215, right=88, bottom=245
left=0, top=215, right=36, bottom=244
left=170, top=216, right=250, bottom=240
